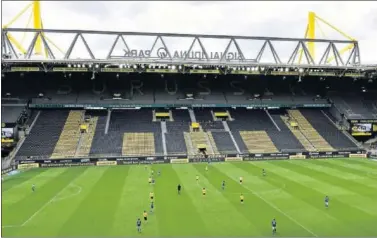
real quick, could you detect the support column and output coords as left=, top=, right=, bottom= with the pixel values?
left=188, top=109, right=197, bottom=122
left=105, top=109, right=111, bottom=134
left=161, top=121, right=168, bottom=156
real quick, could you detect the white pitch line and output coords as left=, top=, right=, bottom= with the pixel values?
left=230, top=177, right=318, bottom=237
left=21, top=191, right=64, bottom=226
left=53, top=184, right=82, bottom=202
left=2, top=182, right=82, bottom=229
left=2, top=225, right=22, bottom=228
left=2, top=187, right=68, bottom=228
left=21, top=181, right=82, bottom=227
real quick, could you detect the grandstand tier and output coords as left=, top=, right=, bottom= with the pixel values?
left=4, top=73, right=373, bottom=161
left=287, top=110, right=335, bottom=151
left=12, top=106, right=365, bottom=160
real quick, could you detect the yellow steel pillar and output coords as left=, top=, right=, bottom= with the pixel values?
left=32, top=1, right=42, bottom=55
left=307, top=12, right=316, bottom=60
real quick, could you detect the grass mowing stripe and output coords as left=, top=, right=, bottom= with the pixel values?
left=2, top=168, right=68, bottom=206
left=154, top=164, right=208, bottom=236
left=2, top=167, right=82, bottom=226
left=232, top=161, right=337, bottom=237
left=326, top=159, right=377, bottom=175
left=285, top=161, right=377, bottom=217
left=249, top=161, right=370, bottom=236
left=1, top=169, right=48, bottom=193
left=2, top=167, right=101, bottom=237
left=314, top=160, right=377, bottom=189
left=57, top=166, right=129, bottom=236
left=214, top=162, right=317, bottom=237
left=289, top=160, right=377, bottom=199
left=278, top=161, right=377, bottom=218
left=110, top=165, right=159, bottom=236
left=178, top=164, right=262, bottom=236
left=343, top=159, right=377, bottom=168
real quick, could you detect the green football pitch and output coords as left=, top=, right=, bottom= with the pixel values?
left=2, top=158, right=377, bottom=237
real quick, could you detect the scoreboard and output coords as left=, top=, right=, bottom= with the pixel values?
left=1, top=123, right=15, bottom=143
left=349, top=119, right=377, bottom=136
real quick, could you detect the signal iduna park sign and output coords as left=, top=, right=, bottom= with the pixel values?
left=122, top=47, right=247, bottom=61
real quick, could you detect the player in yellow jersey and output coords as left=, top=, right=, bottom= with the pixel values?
left=148, top=177, right=152, bottom=184
left=143, top=210, right=148, bottom=223
left=196, top=175, right=199, bottom=182
left=240, top=194, right=244, bottom=204
left=239, top=176, right=243, bottom=184
left=150, top=192, right=154, bottom=201
left=205, top=165, right=208, bottom=172
left=202, top=188, right=206, bottom=196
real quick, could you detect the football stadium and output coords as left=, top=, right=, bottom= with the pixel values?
left=1, top=1, right=377, bottom=237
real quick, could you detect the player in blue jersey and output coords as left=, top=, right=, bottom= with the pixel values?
left=158, top=170, right=161, bottom=176
left=32, top=184, right=35, bottom=192
left=272, top=218, right=277, bottom=235
left=263, top=169, right=266, bottom=177
left=325, top=196, right=329, bottom=208
left=222, top=180, right=226, bottom=190
left=136, top=218, right=142, bottom=233
left=150, top=201, right=154, bottom=213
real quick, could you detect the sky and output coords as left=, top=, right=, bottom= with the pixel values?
left=2, top=1, right=377, bottom=64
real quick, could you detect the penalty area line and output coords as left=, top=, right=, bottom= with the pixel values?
left=240, top=182, right=318, bottom=237
left=3, top=182, right=82, bottom=229
left=21, top=182, right=81, bottom=227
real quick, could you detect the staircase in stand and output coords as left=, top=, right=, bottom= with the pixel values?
left=287, top=110, right=335, bottom=151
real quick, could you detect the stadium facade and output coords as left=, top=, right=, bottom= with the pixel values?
left=1, top=27, right=377, bottom=169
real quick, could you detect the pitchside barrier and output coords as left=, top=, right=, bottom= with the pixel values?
left=13, top=150, right=368, bottom=169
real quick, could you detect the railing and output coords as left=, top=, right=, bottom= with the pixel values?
left=14, top=147, right=363, bottom=161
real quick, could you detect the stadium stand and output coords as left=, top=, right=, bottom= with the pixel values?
left=76, top=117, right=98, bottom=157
left=211, top=132, right=238, bottom=154
left=280, top=114, right=316, bottom=152
left=90, top=109, right=163, bottom=156
left=89, top=110, right=113, bottom=156
left=330, top=94, right=377, bottom=119
left=287, top=110, right=335, bottom=151
left=193, top=108, right=224, bottom=131
left=268, top=112, right=306, bottom=152
left=300, top=109, right=359, bottom=150
left=6, top=72, right=375, bottom=161
left=16, top=110, right=69, bottom=159
left=165, top=109, right=190, bottom=155
left=51, top=110, right=85, bottom=158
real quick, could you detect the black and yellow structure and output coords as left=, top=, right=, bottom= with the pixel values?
left=281, top=115, right=316, bottom=151
left=213, top=111, right=231, bottom=121
left=51, top=111, right=85, bottom=158
left=287, top=110, right=335, bottom=151
left=240, top=131, right=279, bottom=153
left=76, top=117, right=98, bottom=157
left=182, top=121, right=219, bottom=155
left=80, top=124, right=88, bottom=133
left=122, top=132, right=155, bottom=156
left=191, top=122, right=200, bottom=132
left=153, top=110, right=172, bottom=121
